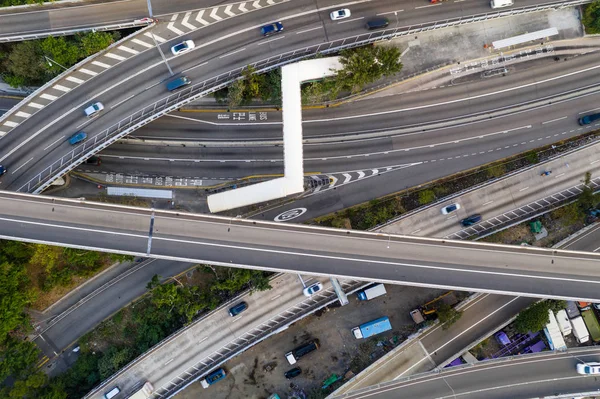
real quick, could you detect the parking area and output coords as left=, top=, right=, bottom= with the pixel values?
left=176, top=284, right=446, bottom=399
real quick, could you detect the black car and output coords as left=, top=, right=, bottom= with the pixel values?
left=84, top=156, right=102, bottom=165
left=284, top=367, right=302, bottom=379
left=228, top=301, right=248, bottom=317
left=460, top=214, right=482, bottom=227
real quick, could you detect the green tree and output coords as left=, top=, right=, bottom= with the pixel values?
left=583, top=0, right=600, bottom=34
left=514, top=301, right=551, bottom=333
left=39, top=36, right=80, bottom=75
left=0, top=262, right=34, bottom=341
left=551, top=202, right=584, bottom=226
left=211, top=268, right=271, bottom=294
left=579, top=171, right=595, bottom=210
left=0, top=337, right=39, bottom=381
left=4, top=40, right=45, bottom=85
left=77, top=31, right=115, bottom=57
left=227, top=79, right=246, bottom=108
left=336, top=45, right=402, bottom=93
left=437, top=303, right=462, bottom=330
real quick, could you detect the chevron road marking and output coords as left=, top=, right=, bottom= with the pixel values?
left=330, top=175, right=338, bottom=186
left=132, top=38, right=154, bottom=48
left=224, top=5, right=236, bottom=17
left=182, top=12, right=196, bottom=30
left=15, top=111, right=31, bottom=118
left=210, top=7, right=223, bottom=21
left=371, top=169, right=379, bottom=175
left=27, top=102, right=44, bottom=109
left=66, top=76, right=84, bottom=84
left=195, top=9, right=210, bottom=25
left=91, top=60, right=111, bottom=68
left=40, top=93, right=57, bottom=101
left=3, top=121, right=18, bottom=128
left=144, top=31, right=166, bottom=43
left=239, top=2, right=248, bottom=12
left=105, top=53, right=126, bottom=61
left=342, top=173, right=352, bottom=184
left=52, top=85, right=71, bottom=93
left=78, top=68, right=98, bottom=76
left=118, top=45, right=139, bottom=55
left=253, top=0, right=262, bottom=8
left=357, top=171, right=365, bottom=179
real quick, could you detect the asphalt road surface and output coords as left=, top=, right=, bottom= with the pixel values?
left=3, top=190, right=600, bottom=300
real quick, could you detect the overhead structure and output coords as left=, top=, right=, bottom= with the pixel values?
left=207, top=57, right=343, bottom=213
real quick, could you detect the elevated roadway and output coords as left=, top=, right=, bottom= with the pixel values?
left=3, top=190, right=600, bottom=300
left=332, top=347, right=600, bottom=399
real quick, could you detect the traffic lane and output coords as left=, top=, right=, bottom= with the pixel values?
left=42, top=259, right=196, bottom=351
left=0, top=0, right=147, bottom=36
left=420, top=295, right=535, bottom=365
left=561, top=223, right=600, bottom=252
left=340, top=350, right=600, bottom=399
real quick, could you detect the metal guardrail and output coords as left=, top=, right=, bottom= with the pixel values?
left=0, top=19, right=154, bottom=43
left=17, top=0, right=592, bottom=194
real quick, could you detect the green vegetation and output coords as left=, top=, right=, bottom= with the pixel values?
left=1, top=0, right=42, bottom=6
left=418, top=189, right=436, bottom=205
left=583, top=0, right=600, bottom=34
left=437, top=303, right=462, bottom=330
left=301, top=45, right=403, bottom=104
left=214, top=66, right=282, bottom=108
left=0, top=237, right=271, bottom=399
left=0, top=31, right=119, bottom=88
left=513, top=300, right=566, bottom=334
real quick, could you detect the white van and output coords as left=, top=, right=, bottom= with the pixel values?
left=104, top=387, right=120, bottom=399
left=491, top=0, right=513, bottom=8
left=555, top=310, right=572, bottom=336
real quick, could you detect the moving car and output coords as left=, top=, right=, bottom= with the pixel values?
left=228, top=301, right=248, bottom=317
left=577, top=362, right=600, bottom=375
left=104, top=386, right=120, bottom=399
left=303, top=282, right=323, bottom=297
left=460, top=214, right=482, bottom=226
left=441, top=203, right=461, bottom=215
left=490, top=0, right=514, bottom=8
left=365, top=18, right=389, bottom=30
left=579, top=112, right=600, bottom=125
left=84, top=102, right=104, bottom=117
left=0, top=165, right=6, bottom=175
left=330, top=8, right=351, bottom=20
left=68, top=131, right=87, bottom=145
left=166, top=76, right=191, bottom=91
left=171, top=40, right=195, bottom=55
left=284, top=367, right=302, bottom=379
left=84, top=156, right=101, bottom=165
left=261, top=22, right=284, bottom=36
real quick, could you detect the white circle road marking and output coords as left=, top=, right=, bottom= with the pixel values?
left=274, top=208, right=307, bottom=222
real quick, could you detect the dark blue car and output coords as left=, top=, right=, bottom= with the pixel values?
left=69, top=131, right=87, bottom=145
left=461, top=214, right=482, bottom=227
left=579, top=113, right=600, bottom=125
left=261, top=22, right=283, bottom=36
left=228, top=301, right=248, bottom=317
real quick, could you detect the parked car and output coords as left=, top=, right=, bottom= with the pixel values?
left=261, top=22, right=283, bottom=36
left=284, top=367, right=302, bottom=379
left=441, top=203, right=461, bottom=215
left=330, top=8, right=351, bottom=20
left=303, top=282, right=323, bottom=297
left=103, top=386, right=120, bottom=399
left=577, top=362, right=600, bottom=375
left=68, top=131, right=87, bottom=145
left=228, top=301, right=248, bottom=317
left=84, top=156, right=101, bottom=165
left=171, top=40, right=195, bottom=55
left=460, top=214, right=482, bottom=226
left=84, top=102, right=104, bottom=117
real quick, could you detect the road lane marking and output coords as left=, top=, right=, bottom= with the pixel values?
left=111, top=94, right=136, bottom=109
left=482, top=200, right=494, bottom=206
left=542, top=116, right=567, bottom=124
left=410, top=229, right=421, bottom=235
left=296, top=26, right=322, bottom=34
left=415, top=3, right=441, bottom=8
left=337, top=16, right=364, bottom=24
left=132, top=38, right=154, bottom=49
left=519, top=186, right=529, bottom=192
left=27, top=102, right=44, bottom=109
left=257, top=36, right=286, bottom=46
left=43, top=136, right=65, bottom=151
left=591, top=160, right=600, bottom=165
left=104, top=53, right=126, bottom=61
left=578, top=107, right=600, bottom=114
left=91, top=60, right=111, bottom=69
left=554, top=173, right=565, bottom=178
left=15, top=111, right=31, bottom=118
left=180, top=61, right=208, bottom=75
left=377, top=9, right=404, bottom=15
left=271, top=294, right=281, bottom=300
left=11, top=157, right=33, bottom=174
left=52, top=84, right=71, bottom=93
left=219, top=48, right=246, bottom=58
left=66, top=76, right=85, bottom=84
left=164, top=358, right=174, bottom=365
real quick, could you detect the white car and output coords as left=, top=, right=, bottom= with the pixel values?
left=330, top=8, right=351, bottom=20
left=303, top=282, right=323, bottom=297
left=441, top=203, right=461, bottom=215
left=577, top=362, right=600, bottom=375
left=171, top=40, right=195, bottom=56
left=84, top=102, right=104, bottom=117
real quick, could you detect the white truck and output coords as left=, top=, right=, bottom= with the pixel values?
left=571, top=316, right=590, bottom=344
left=356, top=284, right=386, bottom=301
left=555, top=309, right=572, bottom=337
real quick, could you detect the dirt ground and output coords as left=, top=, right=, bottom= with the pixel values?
left=175, top=285, right=448, bottom=399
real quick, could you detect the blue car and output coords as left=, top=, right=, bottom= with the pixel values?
left=69, top=131, right=87, bottom=145
left=579, top=112, right=600, bottom=125
left=261, top=22, right=283, bottom=36
left=228, top=301, right=248, bottom=317
left=461, top=214, right=482, bottom=227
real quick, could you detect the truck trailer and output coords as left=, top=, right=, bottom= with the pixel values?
left=352, top=317, right=392, bottom=339
left=581, top=309, right=600, bottom=343
left=571, top=316, right=590, bottom=344
left=200, top=368, right=226, bottom=389
left=356, top=284, right=386, bottom=301
left=543, top=310, right=567, bottom=351
left=128, top=382, right=154, bottom=399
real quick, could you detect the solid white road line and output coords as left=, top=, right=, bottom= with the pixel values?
left=542, top=116, right=567, bottom=124
left=11, top=157, right=33, bottom=174
left=296, top=26, right=322, bottom=34
left=337, top=16, right=364, bottom=24
left=257, top=36, right=285, bottom=46
left=377, top=9, right=404, bottom=15
left=43, top=136, right=66, bottom=151
left=219, top=48, right=246, bottom=58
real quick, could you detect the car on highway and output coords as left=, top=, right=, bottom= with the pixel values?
left=330, top=8, right=351, bottom=20
left=441, top=203, right=461, bottom=215
left=171, top=40, right=195, bottom=55
left=68, top=131, right=87, bottom=145
left=578, top=112, right=600, bottom=125
left=103, top=386, right=120, bottom=399
left=166, top=76, right=191, bottom=91
left=460, top=214, right=482, bottom=226
left=365, top=18, right=389, bottom=30
left=261, top=22, right=283, bottom=36
left=303, top=282, right=323, bottom=297
left=228, top=301, right=248, bottom=317
left=84, top=102, right=104, bottom=117
left=576, top=362, right=600, bottom=375
left=284, top=367, right=302, bottom=379
left=0, top=165, right=6, bottom=175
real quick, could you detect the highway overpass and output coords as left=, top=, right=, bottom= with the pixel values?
left=331, top=347, right=600, bottom=399
left=3, top=190, right=600, bottom=301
